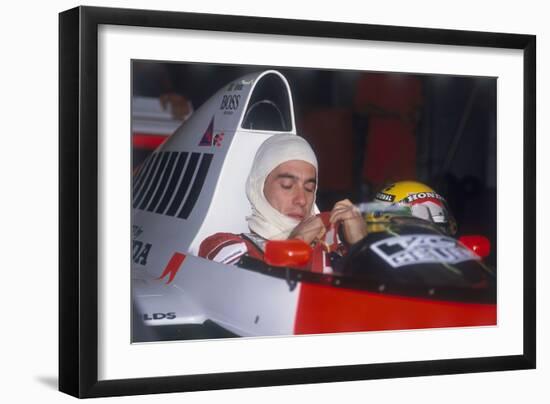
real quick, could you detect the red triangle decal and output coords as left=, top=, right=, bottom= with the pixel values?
left=198, top=118, right=214, bottom=146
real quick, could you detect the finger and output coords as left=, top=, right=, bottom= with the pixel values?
left=298, top=217, right=322, bottom=232
left=330, top=205, right=361, bottom=223
left=330, top=209, right=348, bottom=223
left=330, top=210, right=351, bottom=224
left=315, top=225, right=326, bottom=241
left=312, top=220, right=327, bottom=238
left=302, top=225, right=326, bottom=245
left=332, top=199, right=352, bottom=211
left=330, top=203, right=353, bottom=216
left=333, top=200, right=358, bottom=214
left=292, top=218, right=325, bottom=241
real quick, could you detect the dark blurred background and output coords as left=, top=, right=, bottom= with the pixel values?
left=132, top=61, right=497, bottom=266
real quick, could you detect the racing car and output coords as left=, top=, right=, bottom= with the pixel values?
left=131, top=70, right=496, bottom=342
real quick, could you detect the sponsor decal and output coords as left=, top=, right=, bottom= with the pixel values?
left=198, top=118, right=215, bottom=146
left=132, top=240, right=152, bottom=265
left=370, top=234, right=478, bottom=268
left=404, top=192, right=445, bottom=205
left=198, top=118, right=224, bottom=147
left=220, top=94, right=240, bottom=112
left=226, top=82, right=244, bottom=91
left=375, top=192, right=395, bottom=202
left=213, top=132, right=224, bottom=147
left=158, top=252, right=186, bottom=284
left=143, top=312, right=176, bottom=321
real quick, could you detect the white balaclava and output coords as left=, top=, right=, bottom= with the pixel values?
left=246, top=134, right=318, bottom=240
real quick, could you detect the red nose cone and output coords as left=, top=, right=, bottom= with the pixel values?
left=458, top=235, right=491, bottom=258
left=264, top=239, right=312, bottom=268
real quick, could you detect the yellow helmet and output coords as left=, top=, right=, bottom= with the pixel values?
left=374, top=181, right=457, bottom=235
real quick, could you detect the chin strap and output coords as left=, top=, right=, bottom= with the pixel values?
left=308, top=215, right=347, bottom=274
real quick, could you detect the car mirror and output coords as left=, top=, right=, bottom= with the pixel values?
left=264, top=239, right=312, bottom=268
left=458, top=235, right=491, bottom=258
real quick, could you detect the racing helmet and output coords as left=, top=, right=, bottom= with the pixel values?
left=374, top=181, right=457, bottom=235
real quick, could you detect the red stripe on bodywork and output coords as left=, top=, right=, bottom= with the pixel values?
left=133, top=133, right=169, bottom=150
left=158, top=253, right=186, bottom=284
left=294, top=283, right=496, bottom=334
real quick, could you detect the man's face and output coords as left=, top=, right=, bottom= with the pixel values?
left=263, top=160, right=316, bottom=221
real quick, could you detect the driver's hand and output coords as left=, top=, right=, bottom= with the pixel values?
left=289, top=215, right=326, bottom=245
left=330, top=199, right=368, bottom=245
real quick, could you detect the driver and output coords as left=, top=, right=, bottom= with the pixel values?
left=198, top=134, right=367, bottom=270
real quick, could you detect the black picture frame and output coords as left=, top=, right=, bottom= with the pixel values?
left=59, top=5, right=536, bottom=399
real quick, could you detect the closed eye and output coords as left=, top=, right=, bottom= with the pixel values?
left=279, top=178, right=294, bottom=189
left=304, top=180, right=316, bottom=193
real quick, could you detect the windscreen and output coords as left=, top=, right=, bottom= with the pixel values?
left=241, top=73, right=292, bottom=131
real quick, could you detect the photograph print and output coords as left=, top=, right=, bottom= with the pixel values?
left=130, top=60, right=497, bottom=343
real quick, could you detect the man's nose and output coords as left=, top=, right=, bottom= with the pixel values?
left=293, top=187, right=307, bottom=207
